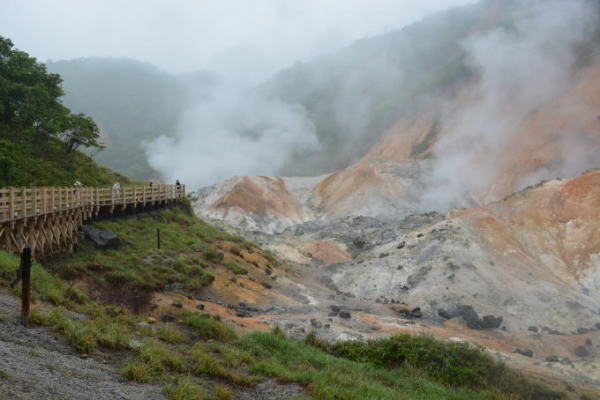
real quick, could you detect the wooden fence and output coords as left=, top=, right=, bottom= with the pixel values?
left=0, top=184, right=186, bottom=257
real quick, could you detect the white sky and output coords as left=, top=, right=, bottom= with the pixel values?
left=2, top=0, right=474, bottom=82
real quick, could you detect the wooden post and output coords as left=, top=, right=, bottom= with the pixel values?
left=157, top=228, right=161, bottom=249
left=9, top=187, right=14, bottom=219
left=41, top=187, right=46, bottom=214
left=32, top=187, right=37, bottom=215
left=22, top=188, right=27, bottom=217
left=20, top=246, right=32, bottom=326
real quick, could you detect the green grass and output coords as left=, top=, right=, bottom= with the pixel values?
left=39, top=307, right=136, bottom=353
left=224, top=261, right=247, bottom=275
left=47, top=207, right=234, bottom=309
left=0, top=135, right=129, bottom=187
left=304, top=333, right=566, bottom=399
left=240, top=332, right=503, bottom=400
left=14, top=263, right=568, bottom=400
left=164, top=376, right=208, bottom=400
left=0, top=251, right=84, bottom=306
left=0, top=209, right=570, bottom=400
left=181, top=311, right=237, bottom=342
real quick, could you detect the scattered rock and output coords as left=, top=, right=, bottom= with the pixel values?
left=339, top=311, right=351, bottom=319
left=196, top=304, right=205, bottom=311
left=560, top=357, right=573, bottom=366
left=586, top=338, right=593, bottom=346
left=417, top=233, right=424, bottom=238
left=310, top=319, right=322, bottom=329
left=514, top=348, right=534, bottom=357
left=481, top=315, right=503, bottom=329
left=575, top=346, right=590, bottom=358
left=528, top=326, right=539, bottom=333
left=172, top=302, right=183, bottom=309
left=379, top=253, right=389, bottom=258
left=264, top=267, right=273, bottom=275
left=261, top=282, right=272, bottom=289
left=542, top=327, right=564, bottom=335
left=577, top=327, right=591, bottom=334
left=329, top=305, right=341, bottom=313
left=393, top=305, right=422, bottom=319
left=438, top=309, right=452, bottom=320
left=438, top=305, right=502, bottom=330
left=546, top=355, right=560, bottom=363
left=82, top=225, right=122, bottom=250
left=397, top=241, right=406, bottom=249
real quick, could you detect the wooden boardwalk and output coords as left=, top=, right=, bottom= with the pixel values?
left=0, top=184, right=186, bottom=258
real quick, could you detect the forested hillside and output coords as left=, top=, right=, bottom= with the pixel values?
left=0, top=36, right=128, bottom=186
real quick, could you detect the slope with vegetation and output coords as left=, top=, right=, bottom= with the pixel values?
left=0, top=204, right=578, bottom=400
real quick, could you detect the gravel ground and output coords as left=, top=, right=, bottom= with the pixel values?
left=0, top=293, right=167, bottom=400
left=238, top=378, right=308, bottom=400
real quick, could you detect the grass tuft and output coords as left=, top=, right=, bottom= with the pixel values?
left=181, top=311, right=237, bottom=342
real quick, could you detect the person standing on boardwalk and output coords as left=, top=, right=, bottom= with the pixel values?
left=112, top=181, right=121, bottom=203
left=73, top=180, right=82, bottom=204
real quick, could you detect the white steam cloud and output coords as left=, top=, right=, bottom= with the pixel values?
left=146, top=84, right=318, bottom=187
left=420, top=0, right=599, bottom=210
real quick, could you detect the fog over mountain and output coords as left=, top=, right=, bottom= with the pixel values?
left=3, top=0, right=474, bottom=184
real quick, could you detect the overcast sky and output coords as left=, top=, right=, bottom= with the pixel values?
left=2, top=0, right=474, bottom=82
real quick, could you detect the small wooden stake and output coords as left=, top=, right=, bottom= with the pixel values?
left=157, top=228, right=161, bottom=249
left=20, top=246, right=32, bottom=326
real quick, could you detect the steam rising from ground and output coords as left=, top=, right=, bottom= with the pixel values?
left=420, top=0, right=598, bottom=211
left=147, top=84, right=318, bottom=187
left=148, top=0, right=599, bottom=211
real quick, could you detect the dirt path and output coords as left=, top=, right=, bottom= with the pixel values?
left=0, top=292, right=167, bottom=400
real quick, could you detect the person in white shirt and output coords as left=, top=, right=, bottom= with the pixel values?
left=112, top=182, right=121, bottom=202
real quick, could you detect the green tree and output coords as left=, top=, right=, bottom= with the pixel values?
left=0, top=37, right=64, bottom=139
left=0, top=36, right=103, bottom=153
left=60, top=113, right=104, bottom=153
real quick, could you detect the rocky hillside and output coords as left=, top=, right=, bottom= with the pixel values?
left=196, top=56, right=600, bottom=232
left=191, top=1, right=600, bottom=392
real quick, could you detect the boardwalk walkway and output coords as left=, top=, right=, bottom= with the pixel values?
left=0, top=184, right=185, bottom=258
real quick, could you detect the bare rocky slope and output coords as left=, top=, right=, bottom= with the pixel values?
left=192, top=13, right=600, bottom=393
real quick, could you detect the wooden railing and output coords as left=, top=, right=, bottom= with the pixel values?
left=0, top=184, right=186, bottom=223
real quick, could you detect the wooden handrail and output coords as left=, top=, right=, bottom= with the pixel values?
left=0, top=184, right=186, bottom=223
